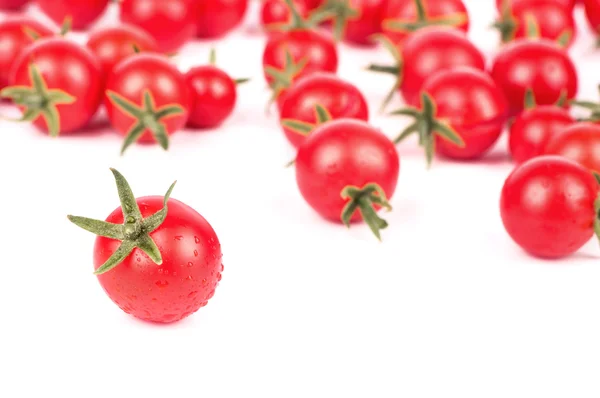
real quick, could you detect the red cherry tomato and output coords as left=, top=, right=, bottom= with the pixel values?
left=185, top=65, right=238, bottom=129
left=326, top=0, right=387, bottom=45
left=381, top=0, right=469, bottom=47
left=296, top=119, right=399, bottom=239
left=6, top=37, right=103, bottom=135
left=105, top=53, right=190, bottom=152
left=87, top=25, right=158, bottom=78
left=69, top=169, right=223, bottom=324
left=0, top=16, right=54, bottom=88
left=491, top=39, right=577, bottom=115
left=302, top=0, right=323, bottom=9
left=196, top=0, right=248, bottom=39
left=36, top=0, right=109, bottom=30
left=261, top=0, right=308, bottom=33
left=496, top=0, right=575, bottom=12
left=584, top=0, right=600, bottom=35
left=279, top=73, right=369, bottom=147
left=545, top=123, right=600, bottom=172
left=509, top=105, right=574, bottom=163
left=0, top=0, right=29, bottom=10
left=500, top=156, right=599, bottom=259
left=120, top=0, right=197, bottom=53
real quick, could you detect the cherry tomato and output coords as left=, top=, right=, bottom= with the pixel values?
left=496, top=0, right=575, bottom=12
left=0, top=0, right=29, bottom=10
left=495, top=0, right=576, bottom=47
left=120, top=0, right=197, bottom=53
left=509, top=105, right=574, bottom=163
left=279, top=72, right=369, bottom=147
left=545, top=123, right=600, bottom=172
left=491, top=39, right=577, bottom=115
left=196, top=0, right=248, bottom=39
left=69, top=169, right=223, bottom=324
left=0, top=16, right=54, bottom=88
left=105, top=53, right=191, bottom=154
left=36, top=0, right=109, bottom=30
left=323, top=0, right=387, bottom=45
left=584, top=0, right=600, bottom=35
left=4, top=37, right=103, bottom=136
left=87, top=25, right=158, bottom=78
left=381, top=0, right=469, bottom=47
left=295, top=119, right=399, bottom=240
left=261, top=0, right=308, bottom=34
left=500, top=156, right=599, bottom=259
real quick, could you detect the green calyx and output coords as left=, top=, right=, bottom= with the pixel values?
left=315, top=0, right=359, bottom=41
left=341, top=183, right=393, bottom=241
left=281, top=103, right=332, bottom=136
left=523, top=88, right=568, bottom=110
left=570, top=85, right=600, bottom=122
left=389, top=92, right=465, bottom=168
left=68, top=168, right=176, bottom=276
left=491, top=0, right=518, bottom=43
left=382, top=0, right=468, bottom=34
left=107, top=90, right=184, bottom=155
left=0, top=63, right=75, bottom=137
left=366, top=34, right=402, bottom=113
left=24, top=16, right=72, bottom=41
left=279, top=0, right=334, bottom=31
left=264, top=50, right=308, bottom=111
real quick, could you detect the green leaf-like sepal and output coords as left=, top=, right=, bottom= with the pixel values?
left=314, top=0, right=360, bottom=41
left=280, top=103, right=333, bottom=137
left=340, top=183, right=393, bottom=241
left=265, top=50, right=309, bottom=111
left=366, top=34, right=403, bottom=113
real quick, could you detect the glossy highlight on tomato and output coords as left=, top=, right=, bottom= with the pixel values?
left=36, top=0, right=109, bottom=30
left=545, top=123, right=600, bottom=173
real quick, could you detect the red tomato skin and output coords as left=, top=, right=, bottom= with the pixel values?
left=400, top=27, right=485, bottom=107
left=0, top=0, right=29, bottom=10
left=196, top=0, right=248, bottom=38
left=120, top=0, right=197, bottom=53
left=279, top=73, right=369, bottom=147
left=86, top=25, right=158, bottom=78
left=295, top=119, right=399, bottom=223
left=0, top=16, right=53, bottom=88
left=500, top=156, right=597, bottom=258
left=36, top=0, right=109, bottom=30
left=9, top=38, right=103, bottom=134
left=584, top=0, right=600, bottom=33
left=302, top=0, right=323, bottom=9
left=105, top=53, right=190, bottom=143
left=545, top=123, right=600, bottom=173
left=381, top=0, right=469, bottom=46
left=185, top=65, right=237, bottom=129
left=420, top=67, right=508, bottom=160
left=261, top=0, right=308, bottom=34
left=509, top=106, right=574, bottom=163
left=94, top=197, right=223, bottom=324
left=490, top=39, right=578, bottom=115
left=344, top=0, right=387, bottom=46
left=508, top=0, right=576, bottom=47
left=496, top=0, right=575, bottom=11
left=262, top=29, right=338, bottom=84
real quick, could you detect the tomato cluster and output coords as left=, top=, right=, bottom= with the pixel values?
left=1, top=0, right=599, bottom=324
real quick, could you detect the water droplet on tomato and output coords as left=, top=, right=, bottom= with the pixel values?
left=188, top=291, right=198, bottom=298
left=194, top=236, right=200, bottom=243
left=220, top=264, right=225, bottom=272
left=174, top=236, right=183, bottom=241
left=155, top=280, right=169, bottom=288
left=193, top=250, right=198, bottom=257
left=187, top=262, right=193, bottom=267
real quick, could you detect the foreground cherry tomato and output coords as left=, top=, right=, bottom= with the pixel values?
left=0, top=16, right=54, bottom=88
left=391, top=67, right=508, bottom=164
left=0, top=0, right=29, bottom=10
left=509, top=105, right=574, bottom=163
left=120, top=0, right=197, bottom=53
left=69, top=169, right=223, bottom=323
left=496, top=0, right=575, bottom=12
left=368, top=27, right=485, bottom=110
left=296, top=119, right=399, bottom=240
left=320, top=0, right=387, bottom=45
left=261, top=0, right=308, bottom=34
left=2, top=37, right=103, bottom=136
left=87, top=25, right=158, bottom=78
left=500, top=156, right=599, bottom=258
left=105, top=53, right=191, bottom=154
left=491, top=39, right=577, bottom=115
left=584, top=0, right=600, bottom=36
left=196, top=0, right=248, bottom=38
left=545, top=123, right=600, bottom=172
left=381, top=0, right=469, bottom=47
left=36, top=0, right=109, bottom=30
left=279, top=73, right=368, bottom=147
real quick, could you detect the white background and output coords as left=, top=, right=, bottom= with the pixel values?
left=2, top=1, right=600, bottom=397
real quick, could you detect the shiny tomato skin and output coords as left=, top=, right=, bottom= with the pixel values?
left=545, top=123, right=600, bottom=173
left=196, top=0, right=248, bottom=38
left=36, top=0, right=109, bottom=30
left=509, top=105, right=574, bottom=163
left=400, top=26, right=485, bottom=107
left=507, top=0, right=576, bottom=47
left=262, top=29, right=338, bottom=84
left=94, top=197, right=223, bottom=324
left=490, top=39, right=577, bottom=115
left=86, top=25, right=158, bottom=78
left=295, top=119, right=399, bottom=223
left=105, top=53, right=190, bottom=143
left=500, top=156, right=598, bottom=258
left=0, top=0, right=29, bottom=10
left=9, top=37, right=103, bottom=134
left=496, top=0, right=575, bottom=11
left=0, top=16, right=54, bottom=88
left=185, top=65, right=237, bottom=129
left=344, top=0, right=387, bottom=46
left=421, top=67, right=508, bottom=160
left=280, top=73, right=369, bottom=147
left=120, top=0, right=197, bottom=53
left=381, top=0, right=469, bottom=46
left=261, top=0, right=308, bottom=34
left=584, top=0, right=600, bottom=34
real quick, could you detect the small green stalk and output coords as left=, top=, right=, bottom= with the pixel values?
left=570, top=85, right=600, bottom=122
left=365, top=34, right=402, bottom=113
left=281, top=104, right=332, bottom=167
left=491, top=0, right=517, bottom=43
left=279, top=0, right=334, bottom=31
left=341, top=183, right=393, bottom=241
left=0, top=63, right=75, bottom=137
left=264, top=50, right=308, bottom=111
left=382, top=0, right=468, bottom=34
left=68, top=169, right=176, bottom=275
left=315, top=0, right=359, bottom=41
left=389, top=93, right=465, bottom=168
